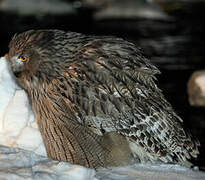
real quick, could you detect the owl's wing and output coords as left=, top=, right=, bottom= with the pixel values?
left=59, top=38, right=199, bottom=163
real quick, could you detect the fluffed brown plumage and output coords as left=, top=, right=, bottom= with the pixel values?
left=6, top=29, right=199, bottom=168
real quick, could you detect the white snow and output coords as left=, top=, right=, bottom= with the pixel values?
left=0, top=57, right=46, bottom=156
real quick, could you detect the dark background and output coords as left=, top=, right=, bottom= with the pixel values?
left=0, top=0, right=204, bottom=170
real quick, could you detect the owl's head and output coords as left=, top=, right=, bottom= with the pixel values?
left=6, top=29, right=84, bottom=89
left=6, top=30, right=54, bottom=80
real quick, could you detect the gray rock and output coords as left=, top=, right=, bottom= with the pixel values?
left=94, top=0, right=171, bottom=20
left=96, top=164, right=205, bottom=180
left=0, top=145, right=205, bottom=180
left=0, top=0, right=76, bottom=16
left=0, top=145, right=96, bottom=180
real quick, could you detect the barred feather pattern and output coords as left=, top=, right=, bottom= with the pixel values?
left=7, top=29, right=199, bottom=168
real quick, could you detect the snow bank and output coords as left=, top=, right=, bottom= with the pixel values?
left=0, top=57, right=46, bottom=156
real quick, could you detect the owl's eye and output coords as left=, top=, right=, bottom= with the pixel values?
left=18, top=55, right=29, bottom=62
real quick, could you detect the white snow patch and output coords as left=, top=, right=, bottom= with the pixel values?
left=0, top=57, right=46, bottom=156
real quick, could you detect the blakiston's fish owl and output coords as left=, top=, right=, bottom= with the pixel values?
left=5, top=29, right=199, bottom=168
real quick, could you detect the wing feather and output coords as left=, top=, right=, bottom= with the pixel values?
left=56, top=38, right=199, bottom=164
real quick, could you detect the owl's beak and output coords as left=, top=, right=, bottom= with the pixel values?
left=6, top=55, right=23, bottom=78
left=11, top=63, right=23, bottom=78
left=13, top=71, right=22, bottom=78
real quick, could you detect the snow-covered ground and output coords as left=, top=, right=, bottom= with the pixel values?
left=0, top=56, right=205, bottom=180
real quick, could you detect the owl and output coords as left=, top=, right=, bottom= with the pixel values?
left=5, top=29, right=199, bottom=168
